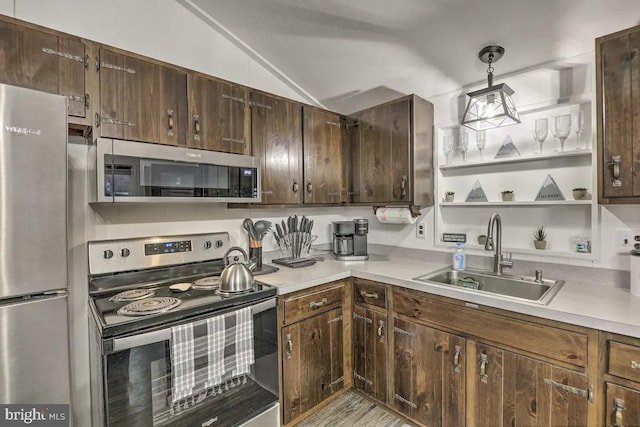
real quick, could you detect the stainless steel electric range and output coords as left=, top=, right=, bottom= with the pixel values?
left=88, top=233, right=279, bottom=427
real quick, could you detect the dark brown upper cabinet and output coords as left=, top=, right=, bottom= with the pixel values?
left=188, top=74, right=251, bottom=155
left=0, top=17, right=87, bottom=119
left=348, top=94, right=433, bottom=207
left=597, top=24, right=640, bottom=203
left=251, top=91, right=303, bottom=204
left=302, top=106, right=347, bottom=204
left=98, top=48, right=187, bottom=146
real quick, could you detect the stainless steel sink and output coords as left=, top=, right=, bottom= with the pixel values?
left=413, top=268, right=564, bottom=305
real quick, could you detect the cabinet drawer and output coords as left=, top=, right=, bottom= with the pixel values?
left=609, top=341, right=640, bottom=382
left=354, top=279, right=387, bottom=309
left=393, top=288, right=588, bottom=367
left=283, top=284, right=344, bottom=324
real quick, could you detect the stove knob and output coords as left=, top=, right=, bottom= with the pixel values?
left=120, top=248, right=131, bottom=258
left=215, top=240, right=224, bottom=248
left=103, top=249, right=114, bottom=260
left=204, top=240, right=212, bottom=250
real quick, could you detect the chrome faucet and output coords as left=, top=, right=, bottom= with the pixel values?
left=484, top=213, right=513, bottom=275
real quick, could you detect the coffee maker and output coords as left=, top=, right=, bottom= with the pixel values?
left=332, top=219, right=369, bottom=260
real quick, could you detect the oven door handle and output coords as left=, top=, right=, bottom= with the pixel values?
left=110, top=297, right=277, bottom=352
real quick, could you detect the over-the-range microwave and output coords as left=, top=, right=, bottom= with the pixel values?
left=88, top=138, right=261, bottom=203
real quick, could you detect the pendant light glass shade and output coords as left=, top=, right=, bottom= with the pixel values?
left=461, top=45, right=520, bottom=130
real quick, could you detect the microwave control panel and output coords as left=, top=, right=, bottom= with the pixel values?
left=145, top=240, right=192, bottom=256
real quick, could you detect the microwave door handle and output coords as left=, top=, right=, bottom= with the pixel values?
left=110, top=297, right=276, bottom=352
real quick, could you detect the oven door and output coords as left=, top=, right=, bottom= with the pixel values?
left=96, top=298, right=278, bottom=427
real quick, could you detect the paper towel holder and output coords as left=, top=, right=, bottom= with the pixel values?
left=372, top=205, right=421, bottom=218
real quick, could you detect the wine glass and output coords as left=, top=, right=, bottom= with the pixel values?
left=574, top=110, right=585, bottom=149
left=532, top=118, right=548, bottom=154
left=443, top=135, right=454, bottom=164
left=554, top=114, right=572, bottom=152
left=459, top=131, right=469, bottom=162
left=476, top=130, right=487, bottom=160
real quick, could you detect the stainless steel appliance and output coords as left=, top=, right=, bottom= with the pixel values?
left=332, top=219, right=369, bottom=261
left=0, top=84, right=71, bottom=404
left=88, top=233, right=279, bottom=427
left=88, top=138, right=261, bottom=203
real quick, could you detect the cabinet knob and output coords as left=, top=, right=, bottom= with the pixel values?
left=292, top=180, right=299, bottom=194
left=203, top=240, right=212, bottom=250
left=103, top=249, right=113, bottom=260
left=120, top=248, right=130, bottom=258
left=167, top=109, right=174, bottom=136
left=453, top=345, right=462, bottom=373
left=306, top=181, right=313, bottom=194
left=377, top=320, right=385, bottom=343
left=613, top=398, right=625, bottom=427
left=480, top=353, right=489, bottom=383
left=193, top=114, right=200, bottom=141
left=285, top=334, right=293, bottom=359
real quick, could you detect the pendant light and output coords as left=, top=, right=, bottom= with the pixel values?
left=461, top=45, right=520, bottom=130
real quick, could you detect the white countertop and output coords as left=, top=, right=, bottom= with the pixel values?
left=258, top=252, right=640, bottom=338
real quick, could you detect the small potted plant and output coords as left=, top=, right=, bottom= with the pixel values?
left=501, top=190, right=514, bottom=201
left=572, top=187, right=588, bottom=200
left=533, top=226, right=547, bottom=250
left=477, top=234, right=487, bottom=245
left=444, top=191, right=455, bottom=202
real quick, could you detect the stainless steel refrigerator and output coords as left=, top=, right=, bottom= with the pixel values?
left=0, top=84, right=70, bottom=404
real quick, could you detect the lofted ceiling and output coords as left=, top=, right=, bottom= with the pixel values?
left=180, top=0, right=640, bottom=114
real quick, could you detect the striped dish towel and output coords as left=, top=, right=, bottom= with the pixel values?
left=170, top=307, right=254, bottom=409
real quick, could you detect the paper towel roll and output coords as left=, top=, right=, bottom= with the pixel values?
left=630, top=253, right=640, bottom=297
left=375, top=207, right=417, bottom=224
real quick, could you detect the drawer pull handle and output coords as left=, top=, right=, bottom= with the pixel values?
left=480, top=353, right=488, bottom=383
left=613, top=398, right=625, bottom=427
left=309, top=298, right=327, bottom=309
left=400, top=175, right=407, bottom=198
left=631, top=360, right=639, bottom=370
left=609, top=155, right=622, bottom=187
left=453, top=345, right=462, bottom=373
left=377, top=320, right=385, bottom=343
left=285, top=334, right=293, bottom=359
left=306, top=181, right=313, bottom=194
left=222, top=137, right=246, bottom=145
left=353, top=312, right=372, bottom=323
left=292, top=180, right=299, bottom=194
left=360, top=290, right=379, bottom=299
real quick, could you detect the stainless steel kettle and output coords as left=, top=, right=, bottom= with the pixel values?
left=220, top=247, right=256, bottom=293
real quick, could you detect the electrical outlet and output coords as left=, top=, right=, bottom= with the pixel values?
left=416, top=222, right=426, bottom=239
left=615, top=228, right=640, bottom=253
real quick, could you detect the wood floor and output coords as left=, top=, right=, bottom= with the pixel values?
left=294, top=391, right=412, bottom=427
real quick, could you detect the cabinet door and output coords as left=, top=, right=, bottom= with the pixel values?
left=281, top=307, right=343, bottom=425
left=0, top=20, right=86, bottom=117
left=99, top=49, right=160, bottom=143
left=188, top=75, right=250, bottom=154
left=598, top=27, right=640, bottom=199
left=606, top=383, right=640, bottom=427
left=303, top=107, right=346, bottom=204
left=353, top=306, right=387, bottom=402
left=158, top=67, right=187, bottom=147
left=393, top=318, right=465, bottom=426
left=470, top=342, right=589, bottom=427
left=351, top=99, right=410, bottom=203
left=251, top=92, right=303, bottom=204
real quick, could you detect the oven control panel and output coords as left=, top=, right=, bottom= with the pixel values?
left=88, top=233, right=230, bottom=275
left=145, top=240, right=192, bottom=256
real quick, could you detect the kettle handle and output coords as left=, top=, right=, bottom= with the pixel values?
left=224, top=246, right=249, bottom=266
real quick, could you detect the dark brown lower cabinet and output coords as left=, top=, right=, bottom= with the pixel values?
left=470, top=342, right=589, bottom=427
left=392, top=317, right=465, bottom=427
left=606, top=383, right=640, bottom=427
left=281, top=307, right=344, bottom=424
left=353, top=305, right=387, bottom=402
